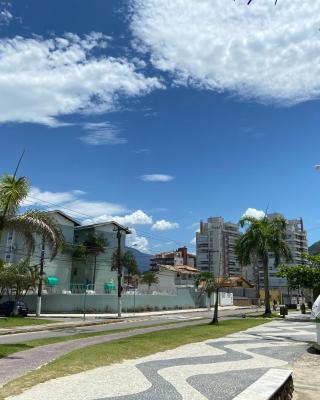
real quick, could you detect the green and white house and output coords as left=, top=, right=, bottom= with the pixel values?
left=0, top=210, right=204, bottom=312
left=0, top=210, right=129, bottom=294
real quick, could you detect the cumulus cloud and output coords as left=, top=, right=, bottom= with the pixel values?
left=130, top=0, right=320, bottom=104
left=140, top=174, right=174, bottom=182
left=80, top=122, right=127, bottom=145
left=151, top=219, right=179, bottom=231
left=126, top=227, right=150, bottom=253
left=0, top=32, right=162, bottom=125
left=83, top=210, right=153, bottom=226
left=242, top=208, right=266, bottom=220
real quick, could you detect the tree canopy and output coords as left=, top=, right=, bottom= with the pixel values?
left=277, top=254, right=320, bottom=298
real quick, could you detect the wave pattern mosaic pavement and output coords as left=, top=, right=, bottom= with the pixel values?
left=7, top=320, right=316, bottom=400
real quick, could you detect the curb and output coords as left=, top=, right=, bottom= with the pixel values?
left=0, top=319, right=122, bottom=336
left=233, top=369, right=293, bottom=400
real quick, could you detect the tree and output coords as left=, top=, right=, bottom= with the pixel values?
left=140, top=271, right=159, bottom=293
left=0, top=174, right=64, bottom=260
left=236, top=215, right=292, bottom=315
left=83, top=232, right=109, bottom=287
left=195, top=272, right=228, bottom=324
left=0, top=258, right=39, bottom=300
left=112, top=250, right=139, bottom=284
left=277, top=254, right=320, bottom=300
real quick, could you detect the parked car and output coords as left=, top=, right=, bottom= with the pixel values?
left=0, top=300, right=29, bottom=317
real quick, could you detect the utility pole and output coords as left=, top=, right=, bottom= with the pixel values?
left=116, top=227, right=122, bottom=317
left=36, top=237, right=45, bottom=317
left=114, top=224, right=131, bottom=318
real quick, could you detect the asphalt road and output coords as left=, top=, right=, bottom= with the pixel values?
left=0, top=308, right=262, bottom=344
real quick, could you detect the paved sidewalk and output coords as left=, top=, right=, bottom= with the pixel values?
left=0, top=319, right=206, bottom=387
left=0, top=319, right=120, bottom=336
left=292, top=347, right=320, bottom=400
left=30, top=305, right=246, bottom=319
left=4, top=320, right=316, bottom=400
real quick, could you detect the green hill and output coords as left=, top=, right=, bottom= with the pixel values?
left=309, top=241, right=320, bottom=255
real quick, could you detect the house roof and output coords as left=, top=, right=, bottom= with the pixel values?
left=158, top=264, right=199, bottom=274
left=48, top=210, right=81, bottom=226
left=223, top=276, right=254, bottom=288
left=75, top=220, right=131, bottom=234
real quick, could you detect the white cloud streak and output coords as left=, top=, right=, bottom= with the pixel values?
left=80, top=122, right=127, bottom=145
left=140, top=174, right=174, bottom=182
left=0, top=32, right=162, bottom=125
left=130, top=0, right=320, bottom=105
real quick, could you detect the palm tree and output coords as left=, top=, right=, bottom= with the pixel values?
left=112, top=250, right=139, bottom=285
left=140, top=271, right=159, bottom=293
left=236, top=215, right=292, bottom=315
left=83, top=232, right=109, bottom=287
left=195, top=272, right=227, bottom=324
left=0, top=174, right=64, bottom=259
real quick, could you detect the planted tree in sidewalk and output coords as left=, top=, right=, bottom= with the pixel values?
left=236, top=215, right=292, bottom=316
left=140, top=271, right=159, bottom=293
left=277, top=254, right=320, bottom=301
left=112, top=250, right=139, bottom=286
left=195, top=272, right=228, bottom=324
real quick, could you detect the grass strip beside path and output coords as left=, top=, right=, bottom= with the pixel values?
left=0, top=317, right=55, bottom=329
left=0, top=318, right=209, bottom=359
left=0, top=318, right=268, bottom=399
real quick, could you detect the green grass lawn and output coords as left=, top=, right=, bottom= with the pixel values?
left=0, top=317, right=56, bottom=329
left=0, top=318, right=209, bottom=359
left=0, top=318, right=268, bottom=399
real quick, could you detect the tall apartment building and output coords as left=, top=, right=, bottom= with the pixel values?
left=196, top=217, right=241, bottom=277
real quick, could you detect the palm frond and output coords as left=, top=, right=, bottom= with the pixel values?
left=0, top=175, right=29, bottom=218
left=4, top=210, right=64, bottom=260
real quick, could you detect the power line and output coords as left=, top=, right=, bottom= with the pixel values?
left=22, top=196, right=195, bottom=249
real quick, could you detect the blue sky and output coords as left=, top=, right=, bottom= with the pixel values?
left=1, top=0, right=320, bottom=253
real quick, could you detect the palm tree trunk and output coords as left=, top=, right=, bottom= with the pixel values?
left=263, top=254, right=271, bottom=315
left=92, top=254, right=97, bottom=290
left=211, top=288, right=219, bottom=324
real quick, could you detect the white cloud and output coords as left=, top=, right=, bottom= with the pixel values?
left=0, top=8, right=12, bottom=25
left=82, top=210, right=153, bottom=226
left=242, top=208, right=265, bottom=220
left=190, top=237, right=196, bottom=245
left=23, top=186, right=127, bottom=218
left=126, top=227, right=150, bottom=253
left=0, top=33, right=162, bottom=125
left=140, top=174, right=174, bottom=182
left=130, top=0, right=320, bottom=104
left=23, top=187, right=84, bottom=206
left=151, top=219, right=179, bottom=231
left=80, top=122, right=127, bottom=145
left=65, top=200, right=128, bottom=218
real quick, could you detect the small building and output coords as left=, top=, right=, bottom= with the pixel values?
left=150, top=247, right=196, bottom=271
left=156, top=264, right=199, bottom=287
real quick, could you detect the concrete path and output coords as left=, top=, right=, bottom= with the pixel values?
left=5, top=320, right=316, bottom=400
left=0, top=319, right=207, bottom=387
left=0, top=308, right=262, bottom=344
